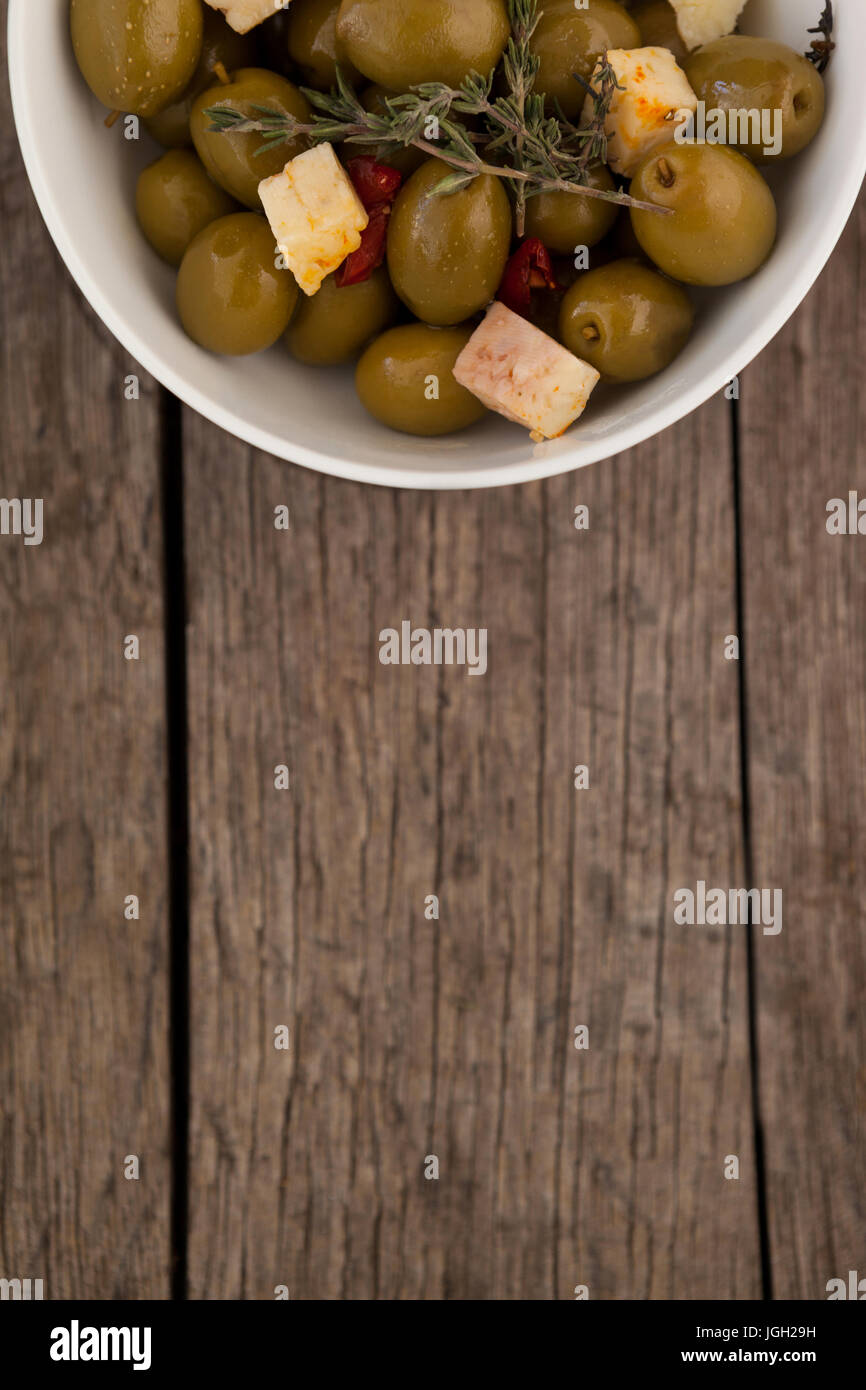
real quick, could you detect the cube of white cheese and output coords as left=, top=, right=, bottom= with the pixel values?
left=204, top=1, right=289, bottom=36
left=583, top=47, right=698, bottom=178
left=454, top=303, right=600, bottom=441
left=258, top=143, right=369, bottom=297
left=669, top=0, right=747, bottom=51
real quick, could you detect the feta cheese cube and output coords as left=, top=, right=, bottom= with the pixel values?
left=204, top=1, right=289, bottom=36
left=258, top=143, right=369, bottom=297
left=669, top=0, right=747, bottom=52
left=453, top=303, right=600, bottom=440
left=583, top=47, right=698, bottom=178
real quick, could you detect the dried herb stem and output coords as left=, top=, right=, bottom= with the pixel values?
left=806, top=2, right=835, bottom=74
left=205, top=100, right=666, bottom=215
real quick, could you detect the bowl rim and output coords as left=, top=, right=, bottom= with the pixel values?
left=8, top=0, right=866, bottom=490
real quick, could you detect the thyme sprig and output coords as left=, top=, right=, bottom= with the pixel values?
left=806, top=2, right=835, bottom=73
left=558, top=66, right=623, bottom=174
left=496, top=0, right=542, bottom=234
left=204, top=0, right=669, bottom=216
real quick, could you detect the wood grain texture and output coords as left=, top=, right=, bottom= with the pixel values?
left=738, top=193, right=866, bottom=1300
left=184, top=393, right=760, bottom=1299
left=0, top=13, right=171, bottom=1297
left=4, top=0, right=863, bottom=1296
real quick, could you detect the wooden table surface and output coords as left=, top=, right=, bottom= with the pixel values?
left=1, top=14, right=864, bottom=1300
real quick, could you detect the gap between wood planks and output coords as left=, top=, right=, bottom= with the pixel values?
left=730, top=392, right=773, bottom=1302
left=160, top=392, right=190, bottom=1301
left=156, top=387, right=774, bottom=1301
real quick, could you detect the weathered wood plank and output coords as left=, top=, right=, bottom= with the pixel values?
left=184, top=387, right=759, bottom=1298
left=0, top=14, right=171, bottom=1297
left=738, top=193, right=866, bottom=1301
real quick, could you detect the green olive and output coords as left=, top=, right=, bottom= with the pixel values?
left=177, top=212, right=298, bottom=354
left=286, top=268, right=400, bottom=364
left=559, top=259, right=693, bottom=381
left=629, top=141, right=777, bottom=286
left=530, top=0, right=641, bottom=118
left=70, top=0, right=203, bottom=118
left=387, top=159, right=512, bottom=326
left=629, top=2, right=687, bottom=62
left=136, top=149, right=238, bottom=265
left=351, top=85, right=426, bottom=178
left=356, top=324, right=486, bottom=436
left=684, top=36, right=826, bottom=163
left=190, top=68, right=311, bottom=209
left=335, top=0, right=510, bottom=90
left=524, top=164, right=619, bottom=254
left=287, top=0, right=362, bottom=90
left=144, top=9, right=256, bottom=149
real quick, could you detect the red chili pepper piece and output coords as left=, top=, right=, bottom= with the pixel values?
left=336, top=157, right=404, bottom=288
left=336, top=204, right=392, bottom=287
left=497, top=238, right=561, bottom=317
left=346, top=156, right=403, bottom=210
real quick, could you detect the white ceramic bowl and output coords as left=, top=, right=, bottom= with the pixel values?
left=9, top=0, right=866, bottom=489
